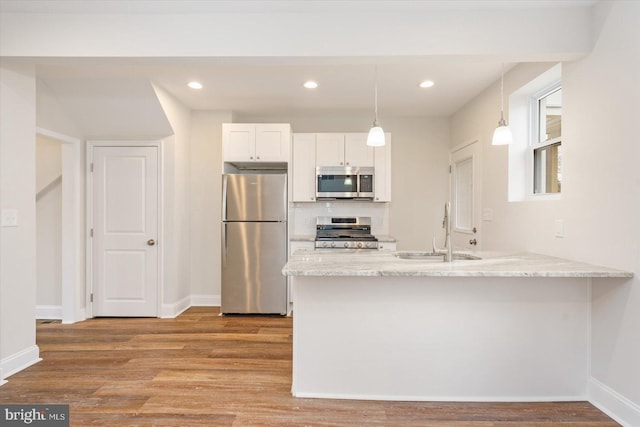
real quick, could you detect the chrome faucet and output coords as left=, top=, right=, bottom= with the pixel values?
left=432, top=202, right=452, bottom=262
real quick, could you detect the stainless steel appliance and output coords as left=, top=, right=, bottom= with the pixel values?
left=221, top=173, right=287, bottom=314
left=315, top=216, right=379, bottom=249
left=316, top=166, right=374, bottom=200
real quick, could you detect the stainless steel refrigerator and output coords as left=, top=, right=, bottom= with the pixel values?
left=221, top=173, right=288, bottom=314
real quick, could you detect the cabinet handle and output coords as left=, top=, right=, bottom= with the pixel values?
left=250, top=156, right=253, bottom=160
left=346, top=162, right=350, bottom=165
left=257, top=156, right=260, bottom=160
left=340, top=162, right=343, bottom=165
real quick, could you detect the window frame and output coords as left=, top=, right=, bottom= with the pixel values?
left=529, top=81, right=562, bottom=198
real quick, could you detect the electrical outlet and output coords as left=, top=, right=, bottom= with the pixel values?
left=554, top=219, right=564, bottom=238
left=1, top=209, right=19, bottom=227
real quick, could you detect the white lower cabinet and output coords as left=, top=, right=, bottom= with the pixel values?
left=377, top=242, right=396, bottom=251
left=289, top=241, right=315, bottom=255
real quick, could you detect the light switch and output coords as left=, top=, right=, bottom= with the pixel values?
left=482, top=208, right=493, bottom=222
left=1, top=209, right=19, bottom=227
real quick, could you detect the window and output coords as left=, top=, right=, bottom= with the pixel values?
left=507, top=63, right=561, bottom=202
left=532, top=85, right=562, bottom=194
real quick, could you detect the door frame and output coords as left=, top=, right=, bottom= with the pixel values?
left=449, top=138, right=482, bottom=251
left=86, top=140, right=163, bottom=318
left=36, top=127, right=84, bottom=324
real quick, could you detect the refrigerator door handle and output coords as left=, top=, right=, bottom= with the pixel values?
left=222, top=222, right=227, bottom=266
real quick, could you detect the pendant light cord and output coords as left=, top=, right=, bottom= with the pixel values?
left=374, top=65, right=379, bottom=126
left=500, top=63, right=505, bottom=121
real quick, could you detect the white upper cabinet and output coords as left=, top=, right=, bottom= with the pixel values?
left=344, top=133, right=375, bottom=167
left=222, top=123, right=291, bottom=163
left=373, top=133, right=392, bottom=202
left=315, top=133, right=345, bottom=166
left=292, top=133, right=317, bottom=202
left=292, top=132, right=391, bottom=202
left=315, top=133, right=374, bottom=167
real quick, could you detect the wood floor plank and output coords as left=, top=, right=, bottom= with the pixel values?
left=1, top=307, right=619, bottom=426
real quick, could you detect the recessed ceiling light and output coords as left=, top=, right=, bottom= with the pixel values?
left=419, top=80, right=435, bottom=89
left=188, top=81, right=203, bottom=90
left=303, top=81, right=318, bottom=89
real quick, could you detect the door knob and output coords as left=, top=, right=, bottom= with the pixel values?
left=469, top=239, right=477, bottom=246
left=147, top=239, right=156, bottom=246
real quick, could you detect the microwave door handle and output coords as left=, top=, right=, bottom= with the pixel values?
left=356, top=172, right=360, bottom=196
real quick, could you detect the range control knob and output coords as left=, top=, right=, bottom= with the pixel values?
left=344, top=242, right=349, bottom=248
left=330, top=242, right=336, bottom=248
left=322, top=242, right=329, bottom=248
left=357, top=242, right=363, bottom=248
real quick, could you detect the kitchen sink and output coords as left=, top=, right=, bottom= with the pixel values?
left=394, top=251, right=482, bottom=261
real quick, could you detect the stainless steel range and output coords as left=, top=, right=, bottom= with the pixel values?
left=315, top=216, right=378, bottom=249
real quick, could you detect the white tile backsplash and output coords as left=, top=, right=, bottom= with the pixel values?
left=289, top=201, right=389, bottom=236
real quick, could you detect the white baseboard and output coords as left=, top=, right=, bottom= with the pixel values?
left=62, top=307, right=86, bottom=325
left=1, top=345, right=41, bottom=380
left=191, top=294, right=221, bottom=307
left=292, top=391, right=587, bottom=402
left=36, top=305, right=63, bottom=320
left=160, top=295, right=191, bottom=318
left=588, top=377, right=640, bottom=427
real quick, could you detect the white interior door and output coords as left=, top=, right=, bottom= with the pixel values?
left=92, top=146, right=159, bottom=317
left=450, top=141, right=481, bottom=251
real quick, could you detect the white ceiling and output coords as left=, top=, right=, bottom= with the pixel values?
left=3, top=0, right=598, bottom=127
left=35, top=57, right=518, bottom=118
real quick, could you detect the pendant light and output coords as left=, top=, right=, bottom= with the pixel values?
left=367, top=65, right=385, bottom=147
left=492, top=63, right=513, bottom=146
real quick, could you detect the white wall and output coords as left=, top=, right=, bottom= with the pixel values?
left=0, top=64, right=40, bottom=379
left=189, top=111, right=231, bottom=304
left=564, top=2, right=640, bottom=420
left=238, top=114, right=451, bottom=250
left=152, top=84, right=192, bottom=315
left=0, top=4, right=592, bottom=59
left=450, top=1, right=640, bottom=423
left=36, top=136, right=62, bottom=312
left=36, top=80, right=83, bottom=139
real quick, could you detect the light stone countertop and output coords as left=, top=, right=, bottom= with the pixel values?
left=282, top=250, right=633, bottom=278
left=289, top=235, right=316, bottom=242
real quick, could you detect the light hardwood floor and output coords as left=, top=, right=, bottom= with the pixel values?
left=0, top=307, right=619, bottom=426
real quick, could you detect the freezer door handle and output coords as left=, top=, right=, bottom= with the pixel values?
left=221, top=175, right=228, bottom=220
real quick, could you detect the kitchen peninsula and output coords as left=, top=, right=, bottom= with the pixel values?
left=282, top=251, right=632, bottom=401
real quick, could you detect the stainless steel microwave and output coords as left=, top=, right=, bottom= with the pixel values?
left=316, top=166, right=374, bottom=200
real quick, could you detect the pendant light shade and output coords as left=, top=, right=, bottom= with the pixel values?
left=492, top=113, right=513, bottom=146
left=367, top=65, right=385, bottom=147
left=492, top=63, right=512, bottom=146
left=367, top=125, right=385, bottom=147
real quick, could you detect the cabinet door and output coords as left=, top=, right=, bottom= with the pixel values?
left=292, top=133, right=317, bottom=202
left=374, top=133, right=392, bottom=202
left=255, top=124, right=290, bottom=162
left=223, top=123, right=255, bottom=162
left=315, top=133, right=345, bottom=166
left=344, top=133, right=374, bottom=167
left=378, top=242, right=397, bottom=251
